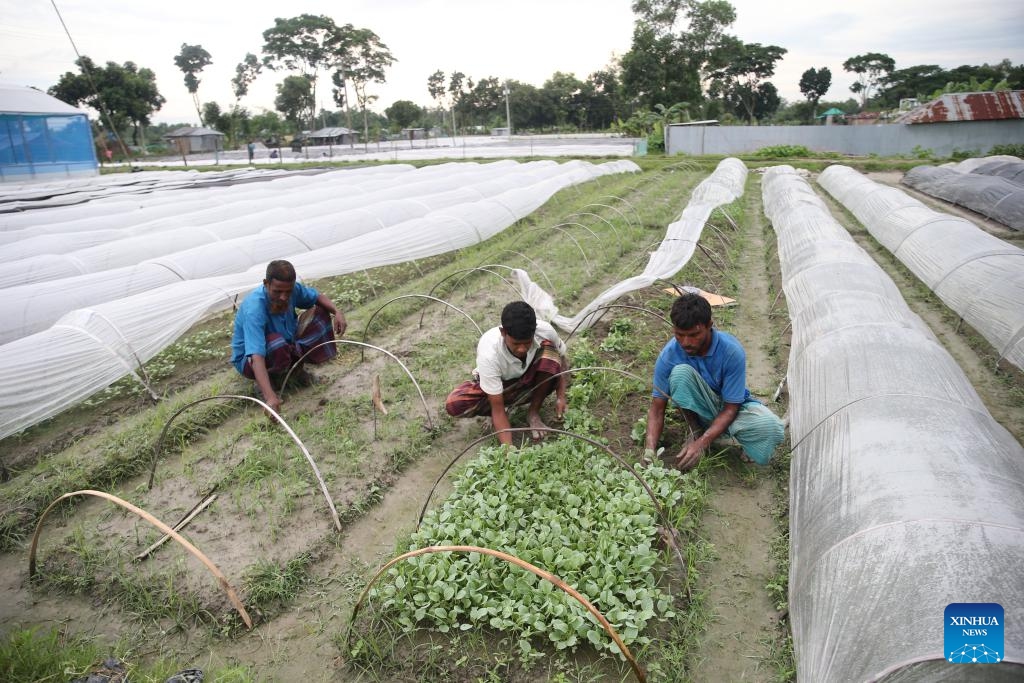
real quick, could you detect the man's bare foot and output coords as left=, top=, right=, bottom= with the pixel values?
left=527, top=413, right=548, bottom=443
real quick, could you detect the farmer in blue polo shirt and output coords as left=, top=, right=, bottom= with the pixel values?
left=231, top=259, right=347, bottom=413
left=643, top=293, right=784, bottom=470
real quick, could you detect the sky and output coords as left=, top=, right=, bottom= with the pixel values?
left=1, top=0, right=1022, bottom=125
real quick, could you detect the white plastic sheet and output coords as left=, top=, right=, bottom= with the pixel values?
left=513, top=158, right=747, bottom=333
left=0, top=159, right=639, bottom=439
left=763, top=165, right=1024, bottom=682
left=819, top=165, right=1024, bottom=371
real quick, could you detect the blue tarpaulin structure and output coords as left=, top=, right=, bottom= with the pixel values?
left=0, top=85, right=98, bottom=183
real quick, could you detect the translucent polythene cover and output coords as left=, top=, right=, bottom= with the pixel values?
left=0, top=159, right=639, bottom=439
left=819, top=164, right=1024, bottom=371
left=900, top=163, right=1024, bottom=231
left=763, top=166, right=1024, bottom=682
left=512, top=158, right=747, bottom=331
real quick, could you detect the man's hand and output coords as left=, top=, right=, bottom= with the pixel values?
left=675, top=433, right=707, bottom=471
left=554, top=394, right=567, bottom=420
left=263, top=392, right=282, bottom=417
left=332, top=312, right=347, bottom=337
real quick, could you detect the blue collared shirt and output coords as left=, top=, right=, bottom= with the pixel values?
left=230, top=282, right=318, bottom=373
left=652, top=328, right=750, bottom=404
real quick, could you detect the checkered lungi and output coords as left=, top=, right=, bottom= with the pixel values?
left=242, top=305, right=337, bottom=378
left=445, top=341, right=563, bottom=417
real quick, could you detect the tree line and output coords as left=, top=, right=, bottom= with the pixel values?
left=46, top=2, right=1024, bottom=152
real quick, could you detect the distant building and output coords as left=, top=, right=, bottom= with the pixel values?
left=400, top=127, right=427, bottom=140
left=0, top=84, right=97, bottom=183
left=164, top=126, right=225, bottom=153
left=306, top=127, right=356, bottom=145
left=895, top=90, right=1024, bottom=124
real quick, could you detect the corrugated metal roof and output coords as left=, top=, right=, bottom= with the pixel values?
left=165, top=126, right=224, bottom=137
left=0, top=84, right=85, bottom=115
left=308, top=126, right=354, bottom=137
left=897, top=90, right=1024, bottom=124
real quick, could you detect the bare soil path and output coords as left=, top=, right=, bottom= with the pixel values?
left=690, top=176, right=787, bottom=682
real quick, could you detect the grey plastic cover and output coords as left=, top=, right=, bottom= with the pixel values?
left=763, top=165, right=1024, bottom=682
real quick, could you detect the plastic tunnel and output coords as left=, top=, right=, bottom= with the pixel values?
left=0, top=159, right=639, bottom=439
left=898, top=161, right=1024, bottom=231
left=514, top=157, right=747, bottom=331
left=818, top=164, right=1024, bottom=371
left=763, top=166, right=1024, bottom=682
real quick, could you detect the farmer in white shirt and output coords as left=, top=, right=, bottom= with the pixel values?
left=445, top=301, right=568, bottom=445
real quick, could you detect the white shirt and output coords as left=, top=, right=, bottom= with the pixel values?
left=473, top=320, right=567, bottom=395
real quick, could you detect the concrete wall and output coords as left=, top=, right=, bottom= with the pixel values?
left=666, top=120, right=1024, bottom=157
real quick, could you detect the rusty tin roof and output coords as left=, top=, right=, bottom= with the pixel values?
left=897, top=90, right=1024, bottom=124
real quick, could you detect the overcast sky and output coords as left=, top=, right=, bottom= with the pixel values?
left=2, top=0, right=1022, bottom=124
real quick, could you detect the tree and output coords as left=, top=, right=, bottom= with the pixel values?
left=345, top=28, right=395, bottom=149
left=621, top=0, right=737, bottom=110
left=843, top=52, right=895, bottom=107
left=385, top=100, right=422, bottom=131
left=274, top=74, right=314, bottom=128
left=542, top=72, right=586, bottom=128
left=173, top=44, right=212, bottom=124
left=232, top=53, right=263, bottom=101
left=49, top=56, right=165, bottom=147
left=799, top=67, right=831, bottom=119
left=262, top=14, right=341, bottom=129
left=586, top=67, right=623, bottom=129
left=709, top=41, right=787, bottom=123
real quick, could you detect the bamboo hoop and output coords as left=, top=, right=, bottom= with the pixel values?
left=362, top=294, right=482, bottom=360
left=565, top=212, right=624, bottom=254
left=596, top=194, right=643, bottom=229
left=28, top=489, right=253, bottom=629
left=491, top=250, right=555, bottom=291
left=146, top=394, right=341, bottom=531
left=579, top=202, right=635, bottom=234
left=282, top=340, right=435, bottom=432
left=346, top=545, right=646, bottom=682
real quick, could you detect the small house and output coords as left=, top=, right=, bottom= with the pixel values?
left=164, top=126, right=225, bottom=154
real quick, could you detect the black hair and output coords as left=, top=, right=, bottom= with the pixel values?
left=265, top=260, right=296, bottom=284
left=670, top=293, right=712, bottom=329
left=501, top=301, right=537, bottom=340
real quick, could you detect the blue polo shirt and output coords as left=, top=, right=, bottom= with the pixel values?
left=230, top=282, right=319, bottom=373
left=652, top=328, right=750, bottom=404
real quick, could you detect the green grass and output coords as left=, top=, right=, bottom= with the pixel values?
left=3, top=158, right=815, bottom=677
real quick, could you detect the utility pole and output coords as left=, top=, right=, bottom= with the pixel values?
left=503, top=83, right=512, bottom=141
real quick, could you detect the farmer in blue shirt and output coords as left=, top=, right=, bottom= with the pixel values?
left=231, top=260, right=347, bottom=413
left=643, top=293, right=784, bottom=470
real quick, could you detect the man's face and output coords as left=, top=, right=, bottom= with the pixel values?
left=501, top=329, right=533, bottom=361
left=264, top=278, right=295, bottom=314
left=673, top=322, right=712, bottom=356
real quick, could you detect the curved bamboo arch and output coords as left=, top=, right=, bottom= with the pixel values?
left=563, top=304, right=672, bottom=344
left=346, top=544, right=646, bottom=682
left=423, top=267, right=521, bottom=322
left=565, top=212, right=624, bottom=255
left=596, top=194, right=643, bottom=229
left=282, top=340, right=435, bottom=431
left=491, top=250, right=555, bottom=291
left=440, top=264, right=520, bottom=320
left=416, top=425, right=686, bottom=578
left=146, top=394, right=342, bottom=531
left=29, top=489, right=253, bottom=630
left=510, top=226, right=591, bottom=274
left=579, top=202, right=634, bottom=235
left=552, top=222, right=603, bottom=244
left=361, top=294, right=482, bottom=360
